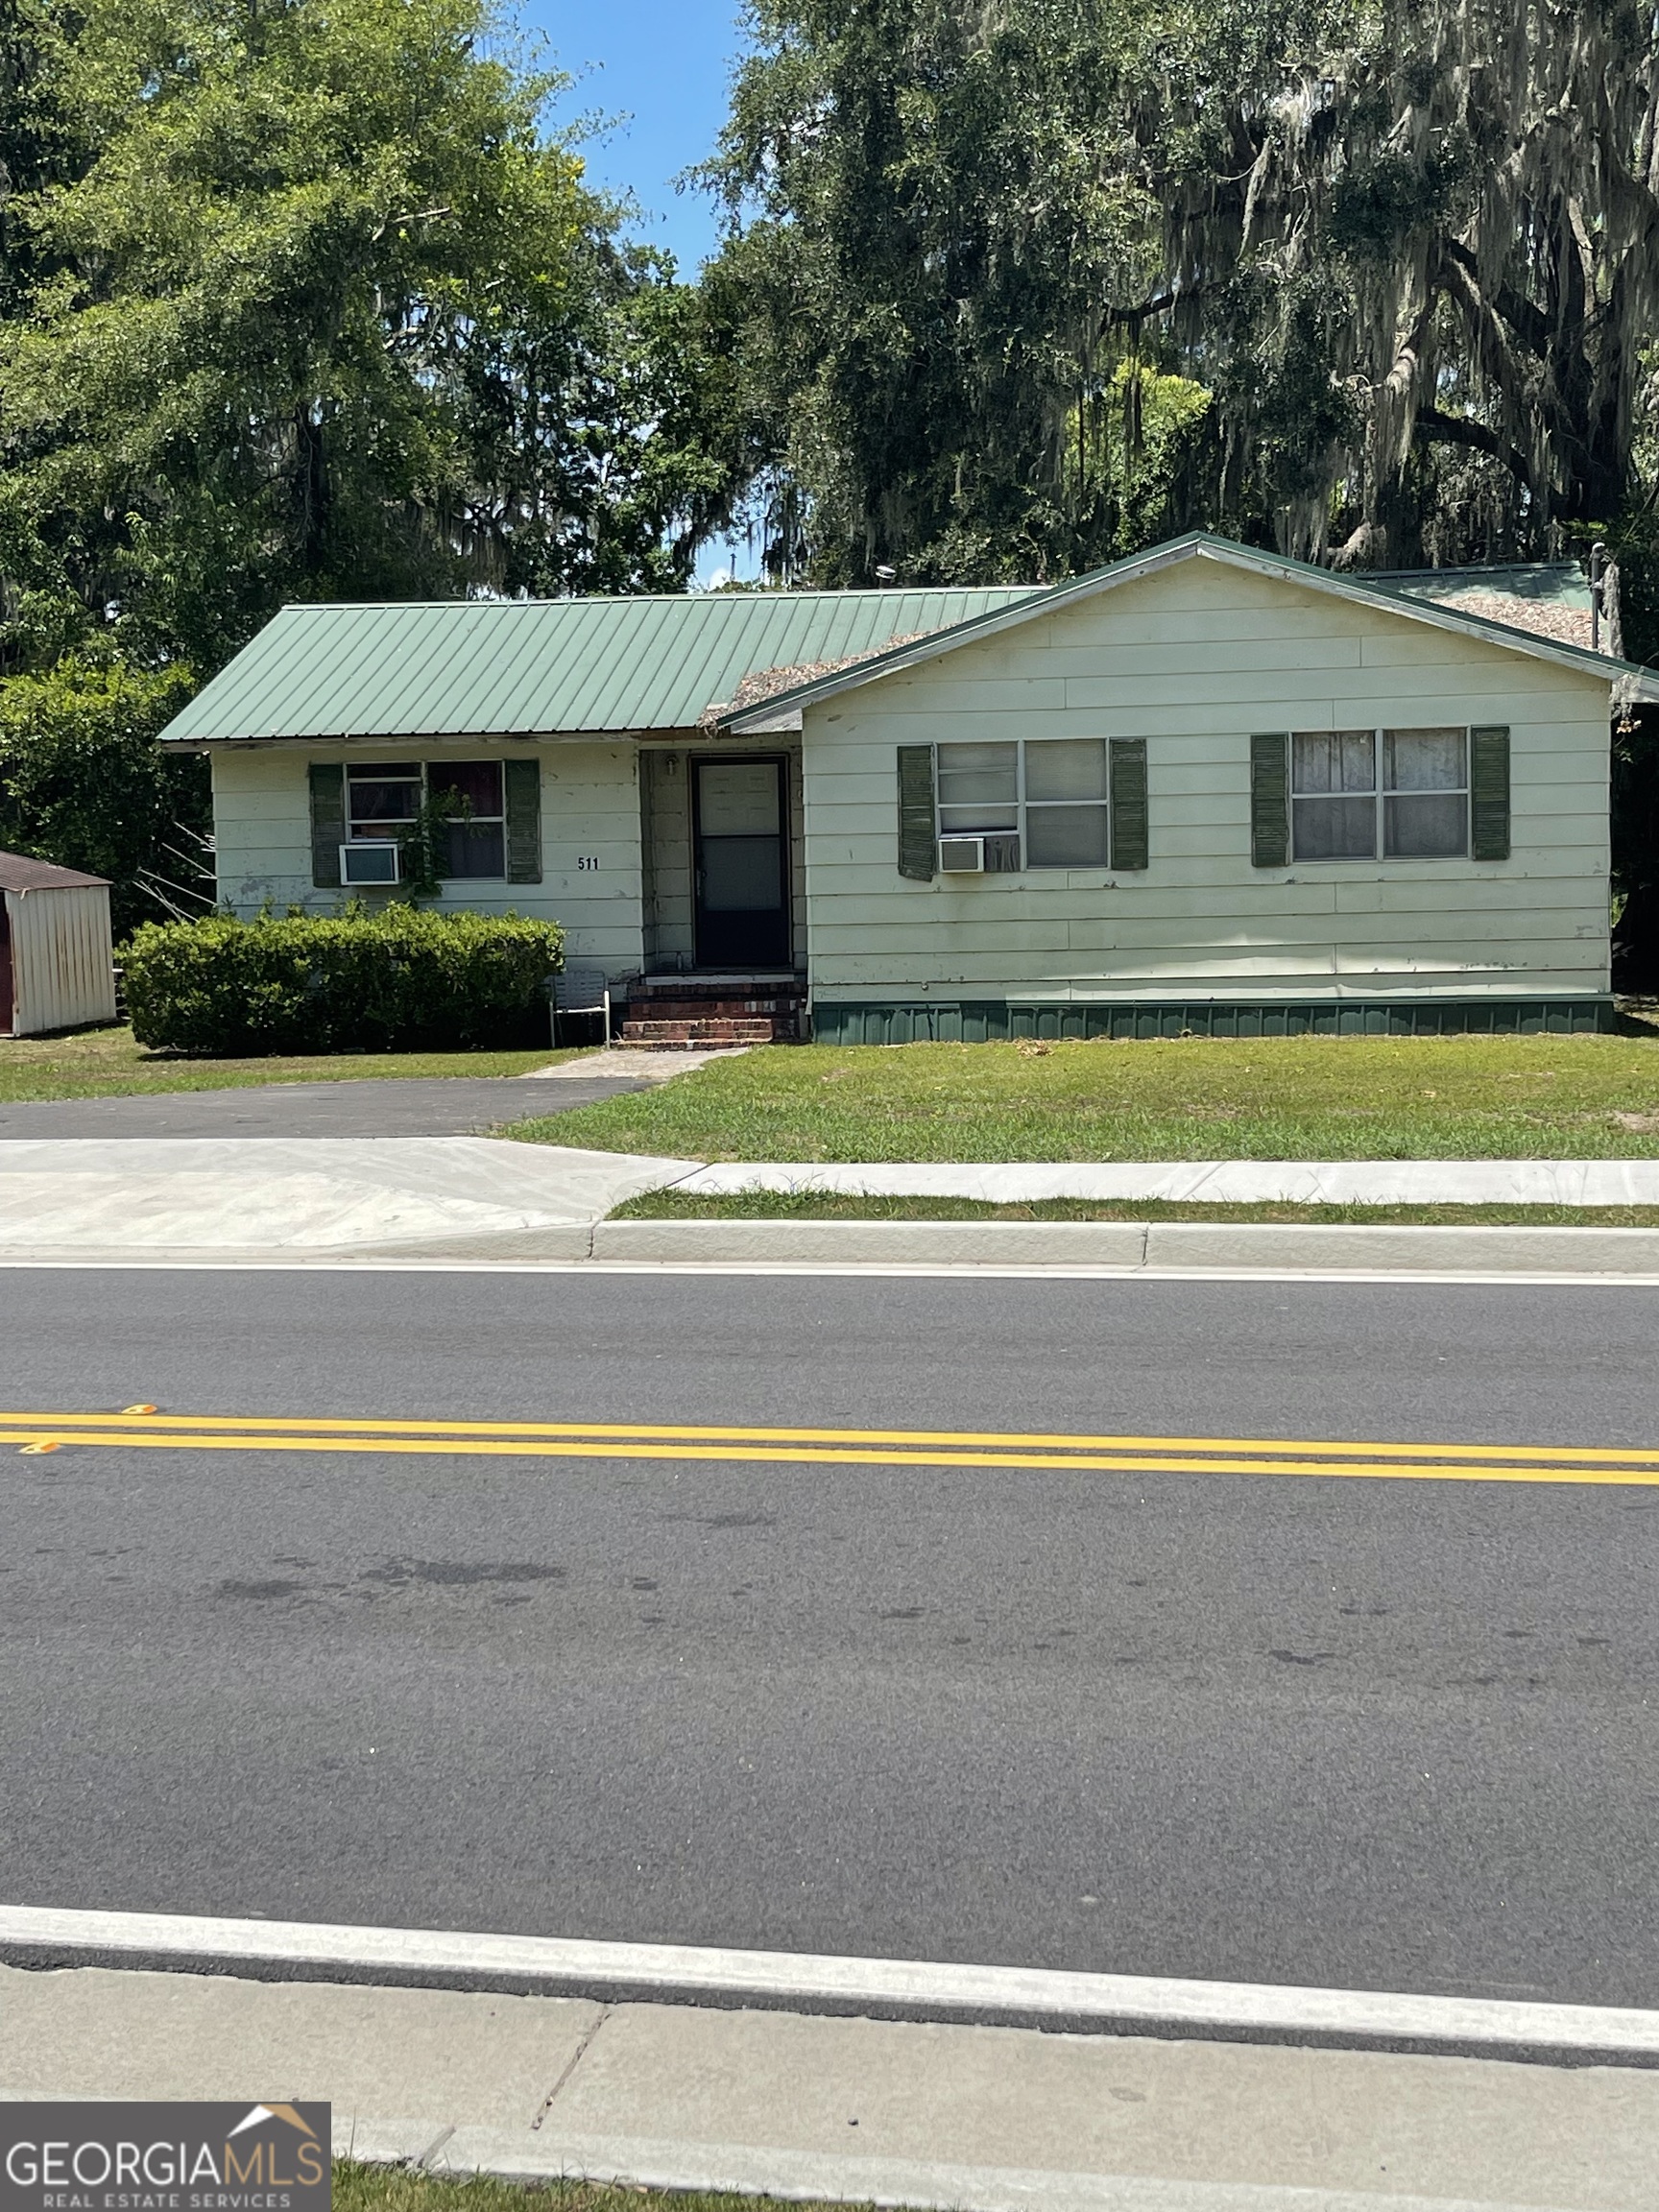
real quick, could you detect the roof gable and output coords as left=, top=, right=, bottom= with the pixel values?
left=724, top=534, right=1642, bottom=730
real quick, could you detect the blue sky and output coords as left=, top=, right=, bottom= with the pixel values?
left=517, top=0, right=750, bottom=276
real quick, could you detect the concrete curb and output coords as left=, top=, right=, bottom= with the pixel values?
left=6, top=1906, right=1659, bottom=2066
left=5, top=1219, right=1659, bottom=1277
left=590, top=1217, right=1659, bottom=1278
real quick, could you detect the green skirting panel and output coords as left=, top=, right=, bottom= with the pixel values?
left=810, top=998, right=1618, bottom=1045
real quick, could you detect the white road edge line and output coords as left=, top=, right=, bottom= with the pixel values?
left=0, top=1259, right=1658, bottom=1286
left=4, top=1904, right=1658, bottom=2060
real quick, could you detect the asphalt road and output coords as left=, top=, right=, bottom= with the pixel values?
left=4, top=1265, right=1658, bottom=2007
left=0, top=1074, right=640, bottom=1139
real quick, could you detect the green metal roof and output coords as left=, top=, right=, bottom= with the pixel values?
left=158, top=587, right=1040, bottom=745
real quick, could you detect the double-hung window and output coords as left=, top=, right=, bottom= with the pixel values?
left=347, top=762, right=422, bottom=847
left=344, top=760, right=506, bottom=880
left=1291, top=728, right=1471, bottom=861
left=935, top=738, right=1113, bottom=869
left=429, top=761, right=506, bottom=879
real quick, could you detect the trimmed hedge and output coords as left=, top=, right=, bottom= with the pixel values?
left=122, top=906, right=565, bottom=1055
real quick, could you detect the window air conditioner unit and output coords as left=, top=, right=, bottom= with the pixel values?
left=939, top=835, right=986, bottom=873
left=340, top=842, right=400, bottom=886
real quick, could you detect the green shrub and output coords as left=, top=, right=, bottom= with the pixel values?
left=122, top=905, right=565, bottom=1055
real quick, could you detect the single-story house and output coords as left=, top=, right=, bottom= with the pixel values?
left=158, top=531, right=1653, bottom=1042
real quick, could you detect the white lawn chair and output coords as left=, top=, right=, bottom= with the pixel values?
left=551, top=968, right=612, bottom=1046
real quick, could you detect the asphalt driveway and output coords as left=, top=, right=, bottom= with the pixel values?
left=0, top=1073, right=643, bottom=1140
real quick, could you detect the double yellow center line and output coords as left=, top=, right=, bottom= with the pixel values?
left=1, top=1407, right=1657, bottom=1484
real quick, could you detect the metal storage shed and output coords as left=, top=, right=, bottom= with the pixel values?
left=0, top=852, right=119, bottom=1037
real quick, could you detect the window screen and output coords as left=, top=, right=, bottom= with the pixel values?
left=347, top=763, right=421, bottom=841
left=1383, top=729, right=1468, bottom=858
left=346, top=760, right=508, bottom=878
left=1289, top=729, right=1472, bottom=862
left=430, top=759, right=506, bottom=879
left=933, top=738, right=1117, bottom=868
left=1025, top=739, right=1109, bottom=867
left=936, top=743, right=1018, bottom=834
left=1292, top=732, right=1376, bottom=859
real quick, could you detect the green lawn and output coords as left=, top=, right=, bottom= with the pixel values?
left=613, top=1188, right=1659, bottom=1228
left=510, top=1032, right=1659, bottom=1163
left=0, top=1024, right=587, bottom=1102
left=336, top=2162, right=858, bottom=2212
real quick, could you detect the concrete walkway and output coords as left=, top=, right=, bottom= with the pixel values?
left=680, top=1158, right=1659, bottom=1205
left=519, top=1045, right=752, bottom=1082
left=2, top=1960, right=1652, bottom=2210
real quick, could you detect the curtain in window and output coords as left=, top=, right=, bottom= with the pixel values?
left=1293, top=731, right=1376, bottom=858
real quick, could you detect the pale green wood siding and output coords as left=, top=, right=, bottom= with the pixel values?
left=801, top=558, right=1612, bottom=1008
left=212, top=741, right=646, bottom=976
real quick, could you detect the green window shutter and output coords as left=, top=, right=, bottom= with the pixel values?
left=505, top=756, right=542, bottom=884
left=308, top=762, right=345, bottom=888
left=1109, top=738, right=1149, bottom=871
left=1250, top=733, right=1289, bottom=868
left=897, top=744, right=936, bottom=879
left=1470, top=725, right=1510, bottom=861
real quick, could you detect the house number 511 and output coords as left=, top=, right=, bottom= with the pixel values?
left=576, top=855, right=601, bottom=870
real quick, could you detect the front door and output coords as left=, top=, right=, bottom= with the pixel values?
left=693, top=757, right=789, bottom=970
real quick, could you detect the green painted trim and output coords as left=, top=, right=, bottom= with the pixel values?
left=897, top=743, right=936, bottom=879
left=810, top=998, right=1618, bottom=1044
left=308, top=761, right=345, bottom=889
left=1470, top=725, right=1511, bottom=862
left=1108, top=737, right=1148, bottom=871
left=1250, top=733, right=1289, bottom=868
left=504, top=755, right=542, bottom=884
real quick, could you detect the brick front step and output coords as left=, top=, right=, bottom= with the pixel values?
left=620, top=1018, right=777, bottom=1047
left=632, top=999, right=800, bottom=1022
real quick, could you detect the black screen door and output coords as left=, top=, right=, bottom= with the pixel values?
left=693, top=757, right=789, bottom=969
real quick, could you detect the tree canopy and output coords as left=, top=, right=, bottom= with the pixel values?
left=0, top=0, right=748, bottom=911
left=705, top=0, right=1659, bottom=590
left=0, top=0, right=749, bottom=682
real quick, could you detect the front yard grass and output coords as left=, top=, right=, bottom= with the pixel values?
left=511, top=1032, right=1659, bottom=1163
left=336, top=2163, right=856, bottom=2212
left=613, top=1188, right=1659, bottom=1228
left=0, top=1025, right=585, bottom=1103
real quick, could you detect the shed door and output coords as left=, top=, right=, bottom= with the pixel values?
left=0, top=900, right=12, bottom=1036
left=693, top=757, right=789, bottom=970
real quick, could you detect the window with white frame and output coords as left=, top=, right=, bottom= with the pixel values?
left=429, top=760, right=506, bottom=878
left=1291, top=728, right=1470, bottom=861
left=347, top=762, right=421, bottom=845
left=935, top=738, right=1111, bottom=868
left=345, top=759, right=506, bottom=879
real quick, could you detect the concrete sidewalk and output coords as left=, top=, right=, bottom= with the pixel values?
left=3, top=1139, right=1659, bottom=1273
left=678, top=1158, right=1659, bottom=1205
left=3, top=1961, right=1654, bottom=2211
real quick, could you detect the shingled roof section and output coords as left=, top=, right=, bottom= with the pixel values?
left=0, top=851, right=110, bottom=894
left=1365, top=562, right=1604, bottom=654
